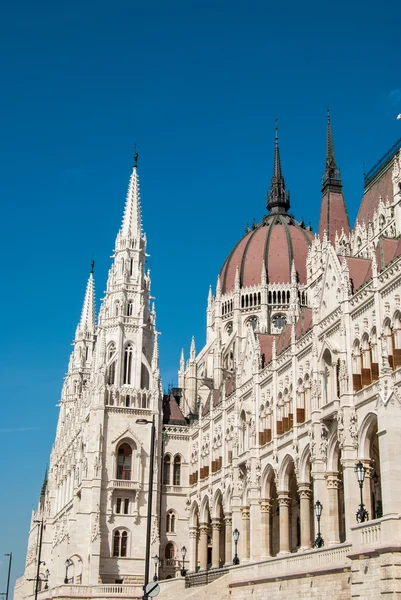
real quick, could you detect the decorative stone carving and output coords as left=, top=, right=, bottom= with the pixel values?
left=336, top=408, right=345, bottom=448
left=349, top=407, right=358, bottom=450
left=308, top=426, right=316, bottom=463
left=319, top=421, right=329, bottom=461
left=91, top=504, right=100, bottom=542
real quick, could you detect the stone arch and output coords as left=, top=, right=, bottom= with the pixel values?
left=298, top=445, right=312, bottom=483
left=212, top=489, right=223, bottom=519
left=359, top=412, right=378, bottom=458
left=224, top=484, right=232, bottom=515
left=261, top=463, right=276, bottom=498
left=278, top=453, right=295, bottom=491
left=200, top=495, right=210, bottom=523
left=326, top=430, right=340, bottom=472
left=190, top=501, right=199, bottom=528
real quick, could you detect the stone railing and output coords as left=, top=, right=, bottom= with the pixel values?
left=359, top=521, right=382, bottom=546
left=109, top=479, right=141, bottom=490
left=185, top=567, right=229, bottom=588
left=35, top=584, right=143, bottom=598
left=230, top=543, right=351, bottom=584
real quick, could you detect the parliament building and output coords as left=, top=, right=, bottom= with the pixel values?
left=15, top=117, right=401, bottom=599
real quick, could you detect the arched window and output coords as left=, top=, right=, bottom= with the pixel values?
left=165, top=542, right=175, bottom=560
left=240, top=410, right=247, bottom=452
left=123, top=344, right=133, bottom=384
left=322, top=349, right=333, bottom=404
left=173, top=455, right=181, bottom=486
left=166, top=510, right=176, bottom=533
left=141, top=363, right=150, bottom=389
left=117, top=444, right=132, bottom=480
left=113, top=530, right=128, bottom=557
left=163, top=454, right=171, bottom=485
left=107, top=344, right=116, bottom=386
left=352, top=341, right=362, bottom=391
left=127, top=301, right=133, bottom=316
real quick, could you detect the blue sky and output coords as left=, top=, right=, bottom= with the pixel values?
left=1, top=0, right=400, bottom=593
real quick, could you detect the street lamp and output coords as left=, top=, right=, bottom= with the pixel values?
left=232, top=528, right=240, bottom=565
left=44, top=570, right=50, bottom=590
left=64, top=559, right=73, bottom=584
left=180, top=546, right=187, bottom=577
left=136, top=416, right=156, bottom=600
left=314, top=500, right=324, bottom=548
left=355, top=461, right=369, bottom=523
left=3, top=553, right=12, bottom=600
left=152, top=555, right=159, bottom=582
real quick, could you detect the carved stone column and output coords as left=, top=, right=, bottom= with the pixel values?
left=326, top=472, right=341, bottom=544
left=298, top=484, right=312, bottom=549
left=224, top=514, right=232, bottom=565
left=199, top=522, right=209, bottom=570
left=278, top=493, right=291, bottom=553
left=189, top=526, right=198, bottom=572
left=259, top=499, right=272, bottom=557
left=361, top=459, right=373, bottom=517
left=240, top=506, right=250, bottom=561
left=211, top=519, right=221, bottom=568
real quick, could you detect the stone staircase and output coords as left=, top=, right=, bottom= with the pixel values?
left=158, top=573, right=231, bottom=600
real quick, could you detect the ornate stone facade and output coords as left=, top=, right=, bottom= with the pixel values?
left=15, top=124, right=401, bottom=600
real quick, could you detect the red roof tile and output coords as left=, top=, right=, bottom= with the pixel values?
left=258, top=334, right=275, bottom=366
left=318, top=190, right=350, bottom=245
left=343, top=256, right=372, bottom=291
left=376, top=237, right=401, bottom=270
left=357, top=165, right=394, bottom=225
left=162, top=394, right=187, bottom=425
left=220, top=214, right=313, bottom=293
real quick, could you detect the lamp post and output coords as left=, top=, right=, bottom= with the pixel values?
left=180, top=546, right=187, bottom=577
left=232, top=528, right=240, bottom=565
left=314, top=501, right=324, bottom=548
left=355, top=461, right=369, bottom=523
left=152, top=555, right=159, bottom=582
left=136, top=415, right=156, bottom=600
left=44, top=570, right=50, bottom=590
left=64, top=559, right=73, bottom=584
left=3, top=553, right=12, bottom=600
left=34, top=520, right=44, bottom=600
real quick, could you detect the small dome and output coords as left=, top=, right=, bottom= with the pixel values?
left=220, top=213, right=313, bottom=294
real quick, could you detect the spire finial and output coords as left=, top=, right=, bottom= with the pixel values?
left=322, top=109, right=342, bottom=191
left=40, top=467, right=48, bottom=498
left=76, top=266, right=96, bottom=337
left=120, top=156, right=142, bottom=239
left=267, top=121, right=290, bottom=214
left=90, top=260, right=95, bottom=275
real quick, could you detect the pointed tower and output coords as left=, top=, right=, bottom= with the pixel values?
left=319, top=111, right=350, bottom=245
left=267, top=123, right=290, bottom=214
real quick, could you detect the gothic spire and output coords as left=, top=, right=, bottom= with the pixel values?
left=76, top=263, right=96, bottom=336
left=267, top=123, right=290, bottom=215
left=319, top=111, right=350, bottom=244
left=40, top=467, right=48, bottom=498
left=322, top=109, right=342, bottom=191
left=120, top=152, right=142, bottom=239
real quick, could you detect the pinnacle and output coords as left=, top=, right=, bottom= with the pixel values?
left=190, top=336, right=196, bottom=360
left=120, top=158, right=142, bottom=239
left=76, top=266, right=96, bottom=336
left=267, top=123, right=290, bottom=215
left=322, top=110, right=342, bottom=190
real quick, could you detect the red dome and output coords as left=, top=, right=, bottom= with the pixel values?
left=220, top=213, right=313, bottom=294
